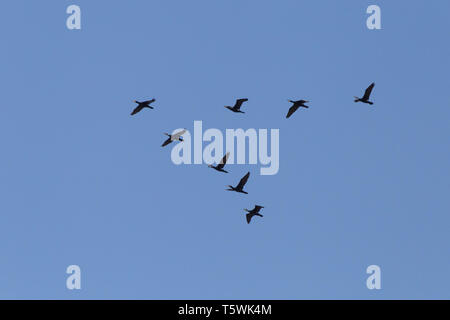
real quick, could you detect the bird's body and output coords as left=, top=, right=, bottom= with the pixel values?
left=354, top=83, right=375, bottom=105
left=286, top=99, right=309, bottom=118
left=131, top=99, right=156, bottom=115
left=227, top=172, right=250, bottom=194
left=225, top=98, right=248, bottom=113
left=161, top=129, right=186, bottom=147
left=244, top=205, right=264, bottom=224
left=209, top=152, right=230, bottom=173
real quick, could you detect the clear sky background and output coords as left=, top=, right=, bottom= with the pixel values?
left=0, top=1, right=449, bottom=299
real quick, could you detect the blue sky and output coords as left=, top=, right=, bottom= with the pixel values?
left=0, top=0, right=449, bottom=299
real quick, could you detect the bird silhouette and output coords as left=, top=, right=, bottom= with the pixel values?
left=225, top=98, right=248, bottom=113
left=208, top=152, right=230, bottom=173
left=131, top=99, right=156, bottom=115
left=286, top=99, right=309, bottom=118
left=244, top=205, right=264, bottom=224
left=354, top=83, right=375, bottom=105
left=227, top=172, right=250, bottom=194
left=161, top=129, right=186, bottom=147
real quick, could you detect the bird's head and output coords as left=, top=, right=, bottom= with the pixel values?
left=244, top=209, right=250, bottom=212
left=208, top=164, right=213, bottom=168
left=134, top=100, right=138, bottom=103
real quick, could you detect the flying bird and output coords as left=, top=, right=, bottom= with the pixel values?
left=286, top=99, right=309, bottom=118
left=225, top=98, right=248, bottom=113
left=161, top=129, right=186, bottom=147
left=208, top=152, right=230, bottom=173
left=354, top=83, right=375, bottom=105
left=244, top=205, right=264, bottom=224
left=131, top=99, right=156, bottom=115
left=227, top=171, right=250, bottom=194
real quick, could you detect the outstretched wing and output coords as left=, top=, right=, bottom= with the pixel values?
left=246, top=213, right=253, bottom=224
left=217, top=152, right=230, bottom=170
left=286, top=105, right=300, bottom=118
left=233, top=98, right=248, bottom=110
left=143, top=99, right=156, bottom=105
left=161, top=137, right=172, bottom=147
left=363, top=83, right=375, bottom=100
left=237, top=171, right=250, bottom=189
left=172, top=129, right=187, bottom=141
left=253, top=205, right=264, bottom=213
left=131, top=104, right=144, bottom=115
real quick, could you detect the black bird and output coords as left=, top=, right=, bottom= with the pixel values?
left=131, top=99, right=156, bottom=115
left=227, top=171, right=250, bottom=194
left=244, top=205, right=264, bottom=224
left=354, top=83, right=375, bottom=105
left=208, top=152, right=230, bottom=173
left=161, top=129, right=186, bottom=147
left=286, top=99, right=309, bottom=118
left=225, top=98, right=248, bottom=113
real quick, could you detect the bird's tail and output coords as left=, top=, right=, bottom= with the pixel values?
left=368, top=101, right=374, bottom=105
left=255, top=213, right=263, bottom=218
